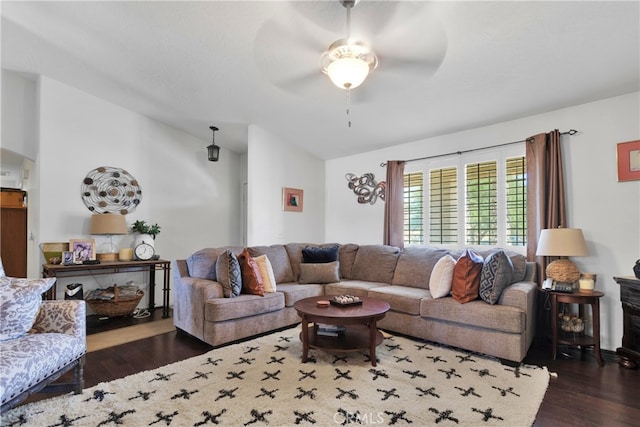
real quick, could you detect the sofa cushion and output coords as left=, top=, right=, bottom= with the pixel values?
left=285, top=243, right=340, bottom=280
left=248, top=245, right=295, bottom=284
left=276, top=283, right=325, bottom=306
left=392, top=246, right=449, bottom=289
left=479, top=250, right=514, bottom=305
left=298, top=261, right=340, bottom=284
left=451, top=249, right=483, bottom=304
left=324, top=280, right=390, bottom=298
left=0, top=277, right=56, bottom=341
left=215, top=250, right=242, bottom=298
left=420, top=298, right=525, bottom=334
left=477, top=248, right=527, bottom=283
left=338, top=244, right=359, bottom=279
left=238, top=249, right=264, bottom=296
left=205, top=292, right=284, bottom=322
left=186, top=248, right=224, bottom=280
left=429, top=255, right=456, bottom=298
left=302, top=245, right=339, bottom=263
left=254, top=255, right=277, bottom=293
left=350, top=245, right=400, bottom=283
left=368, top=285, right=431, bottom=315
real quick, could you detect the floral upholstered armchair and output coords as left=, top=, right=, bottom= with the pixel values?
left=0, top=275, right=86, bottom=412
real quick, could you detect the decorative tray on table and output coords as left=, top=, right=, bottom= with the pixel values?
left=330, top=295, right=363, bottom=307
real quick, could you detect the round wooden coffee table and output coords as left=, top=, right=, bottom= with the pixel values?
left=294, top=295, right=390, bottom=366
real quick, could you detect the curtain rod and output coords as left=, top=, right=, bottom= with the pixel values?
left=380, top=129, right=579, bottom=167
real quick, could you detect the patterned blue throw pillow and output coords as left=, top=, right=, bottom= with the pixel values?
left=479, top=250, right=514, bottom=305
left=215, top=250, right=242, bottom=298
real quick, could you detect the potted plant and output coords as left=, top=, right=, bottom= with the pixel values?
left=131, top=220, right=161, bottom=247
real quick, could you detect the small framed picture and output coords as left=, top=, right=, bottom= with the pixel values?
left=617, top=140, right=640, bottom=182
left=283, top=187, right=304, bottom=212
left=69, top=239, right=96, bottom=263
left=62, top=251, right=74, bottom=265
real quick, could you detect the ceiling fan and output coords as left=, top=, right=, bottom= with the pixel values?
left=254, top=0, right=447, bottom=104
left=319, top=0, right=378, bottom=91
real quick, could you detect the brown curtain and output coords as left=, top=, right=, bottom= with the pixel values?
left=526, top=129, right=566, bottom=286
left=383, top=160, right=405, bottom=248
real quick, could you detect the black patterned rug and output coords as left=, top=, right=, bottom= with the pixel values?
left=1, top=329, right=548, bottom=426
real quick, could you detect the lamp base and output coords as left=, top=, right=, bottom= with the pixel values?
left=96, top=253, right=118, bottom=262
left=546, top=259, right=580, bottom=283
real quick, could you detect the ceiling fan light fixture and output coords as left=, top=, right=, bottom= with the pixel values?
left=321, top=40, right=378, bottom=90
left=326, top=56, right=370, bottom=89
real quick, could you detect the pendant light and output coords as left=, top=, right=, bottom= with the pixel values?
left=208, top=126, right=220, bottom=162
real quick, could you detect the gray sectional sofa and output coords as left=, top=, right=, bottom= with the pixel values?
left=173, top=243, right=537, bottom=363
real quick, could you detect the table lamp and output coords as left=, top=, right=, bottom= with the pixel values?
left=89, top=213, right=128, bottom=262
left=536, top=228, right=589, bottom=283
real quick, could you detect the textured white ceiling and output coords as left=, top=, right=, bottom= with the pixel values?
left=2, top=1, right=639, bottom=160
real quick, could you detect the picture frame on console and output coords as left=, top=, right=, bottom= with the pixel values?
left=283, top=187, right=304, bottom=212
left=617, top=139, right=640, bottom=182
left=69, top=239, right=95, bottom=263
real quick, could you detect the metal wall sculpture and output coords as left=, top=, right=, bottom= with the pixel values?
left=345, top=173, right=386, bottom=205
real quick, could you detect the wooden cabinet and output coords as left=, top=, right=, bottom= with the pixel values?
left=614, top=276, right=640, bottom=369
left=0, top=207, right=27, bottom=277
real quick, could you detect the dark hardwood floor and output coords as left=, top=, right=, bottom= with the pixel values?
left=22, top=320, right=640, bottom=426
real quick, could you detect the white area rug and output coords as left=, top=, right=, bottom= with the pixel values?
left=1, top=329, right=548, bottom=426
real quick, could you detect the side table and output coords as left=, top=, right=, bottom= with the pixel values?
left=550, top=290, right=604, bottom=367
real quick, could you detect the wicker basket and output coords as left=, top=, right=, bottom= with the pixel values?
left=86, top=285, right=144, bottom=317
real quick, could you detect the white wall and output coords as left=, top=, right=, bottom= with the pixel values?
left=326, top=91, right=640, bottom=351
left=1, top=70, right=38, bottom=161
left=37, top=76, right=243, bottom=305
left=247, top=125, right=325, bottom=245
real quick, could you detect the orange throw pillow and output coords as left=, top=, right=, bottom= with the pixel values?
left=238, top=248, right=264, bottom=296
left=451, top=249, right=483, bottom=303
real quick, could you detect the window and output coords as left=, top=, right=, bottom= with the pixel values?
left=465, top=161, right=497, bottom=245
left=403, top=152, right=526, bottom=248
left=403, top=173, right=424, bottom=244
left=429, top=167, right=457, bottom=244
left=505, top=156, right=527, bottom=245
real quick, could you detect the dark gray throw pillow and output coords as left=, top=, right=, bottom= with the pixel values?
left=215, top=249, right=242, bottom=298
left=302, top=245, right=339, bottom=263
left=479, top=250, right=514, bottom=305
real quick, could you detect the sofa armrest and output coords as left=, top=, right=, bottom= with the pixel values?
left=173, top=259, right=225, bottom=340
left=498, top=281, right=536, bottom=310
left=30, top=300, right=86, bottom=340
left=498, top=280, right=537, bottom=347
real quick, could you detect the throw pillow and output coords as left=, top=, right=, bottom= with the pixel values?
left=0, top=277, right=56, bottom=341
left=479, top=250, right=515, bottom=305
left=451, top=249, right=484, bottom=304
left=298, top=261, right=340, bottom=284
left=302, top=245, right=339, bottom=263
left=238, top=249, right=264, bottom=296
left=254, top=255, right=277, bottom=293
left=215, top=250, right=242, bottom=298
left=429, top=255, right=456, bottom=298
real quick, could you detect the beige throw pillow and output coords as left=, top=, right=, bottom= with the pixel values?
left=298, top=261, right=340, bottom=284
left=254, top=255, right=277, bottom=292
left=429, top=255, right=456, bottom=298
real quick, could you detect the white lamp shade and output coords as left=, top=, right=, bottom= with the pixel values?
left=326, top=57, right=370, bottom=89
left=536, top=228, right=589, bottom=257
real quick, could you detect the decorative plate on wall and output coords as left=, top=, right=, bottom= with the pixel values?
left=81, top=166, right=141, bottom=214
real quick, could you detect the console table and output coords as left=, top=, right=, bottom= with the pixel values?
left=42, top=259, right=171, bottom=318
left=614, top=276, right=640, bottom=369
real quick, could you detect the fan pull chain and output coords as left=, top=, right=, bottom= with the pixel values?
left=346, top=88, right=352, bottom=128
